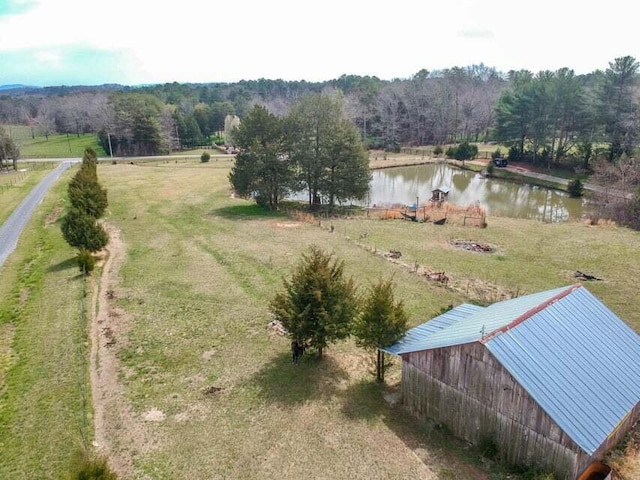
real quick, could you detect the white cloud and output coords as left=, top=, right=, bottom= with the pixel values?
left=0, top=0, right=638, bottom=84
left=33, top=49, right=62, bottom=67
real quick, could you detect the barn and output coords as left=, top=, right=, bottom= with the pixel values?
left=384, top=284, right=640, bottom=479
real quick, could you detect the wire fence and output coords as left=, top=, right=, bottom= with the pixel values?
left=0, top=162, right=56, bottom=193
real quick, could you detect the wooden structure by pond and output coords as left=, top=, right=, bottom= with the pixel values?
left=431, top=186, right=450, bottom=202
left=384, top=285, right=640, bottom=479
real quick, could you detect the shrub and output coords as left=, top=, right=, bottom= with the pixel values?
left=68, top=451, right=117, bottom=480
left=477, top=435, right=499, bottom=460
left=486, top=162, right=495, bottom=176
left=567, top=178, right=584, bottom=198
left=433, top=145, right=443, bottom=156
left=445, top=147, right=456, bottom=158
left=76, top=248, right=96, bottom=273
left=200, top=151, right=210, bottom=163
left=491, top=148, right=502, bottom=160
left=453, top=141, right=478, bottom=161
left=508, top=145, right=520, bottom=161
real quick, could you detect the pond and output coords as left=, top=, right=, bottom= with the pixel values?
left=367, top=164, right=586, bottom=222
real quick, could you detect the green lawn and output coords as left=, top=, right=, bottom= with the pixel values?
left=2, top=124, right=106, bottom=158
left=2, top=159, right=638, bottom=479
left=0, top=172, right=90, bottom=479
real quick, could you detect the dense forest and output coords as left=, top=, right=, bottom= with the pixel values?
left=0, top=56, right=638, bottom=167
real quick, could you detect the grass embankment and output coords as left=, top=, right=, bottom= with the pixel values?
left=0, top=173, right=92, bottom=479
left=0, top=165, right=57, bottom=225
left=2, top=124, right=106, bottom=158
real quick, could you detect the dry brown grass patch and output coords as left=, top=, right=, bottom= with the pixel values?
left=607, top=425, right=640, bottom=479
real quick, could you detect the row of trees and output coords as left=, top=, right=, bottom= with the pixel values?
left=61, top=148, right=109, bottom=271
left=271, top=246, right=408, bottom=382
left=2, top=56, right=637, bottom=164
left=229, top=94, right=371, bottom=210
left=494, top=57, right=639, bottom=166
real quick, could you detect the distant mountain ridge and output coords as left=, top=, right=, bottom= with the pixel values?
left=0, top=83, right=130, bottom=96
left=0, top=84, right=34, bottom=91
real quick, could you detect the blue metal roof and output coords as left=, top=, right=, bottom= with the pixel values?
left=385, top=285, right=640, bottom=454
left=486, top=286, right=640, bottom=455
left=385, top=286, right=570, bottom=354
left=382, top=303, right=484, bottom=355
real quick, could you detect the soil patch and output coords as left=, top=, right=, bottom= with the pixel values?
left=44, top=206, right=63, bottom=227
left=90, top=224, right=149, bottom=477
left=142, top=408, right=166, bottom=422
left=275, top=222, right=303, bottom=228
left=450, top=240, right=494, bottom=253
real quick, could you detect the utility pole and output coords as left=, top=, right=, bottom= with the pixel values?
left=107, top=132, right=114, bottom=160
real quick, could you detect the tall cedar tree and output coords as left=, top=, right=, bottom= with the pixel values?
left=61, top=208, right=108, bottom=252
left=270, top=246, right=357, bottom=359
left=68, top=148, right=108, bottom=218
left=353, top=279, right=408, bottom=382
left=61, top=148, right=109, bottom=264
left=229, top=105, right=296, bottom=210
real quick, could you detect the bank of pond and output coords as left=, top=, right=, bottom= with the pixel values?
left=366, top=164, right=585, bottom=223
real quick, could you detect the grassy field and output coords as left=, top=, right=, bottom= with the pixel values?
left=97, top=162, right=640, bottom=478
left=1, top=159, right=638, bottom=479
left=2, top=124, right=106, bottom=158
left=0, top=172, right=91, bottom=479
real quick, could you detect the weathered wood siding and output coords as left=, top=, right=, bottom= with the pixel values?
left=574, top=401, right=640, bottom=477
left=401, top=343, right=580, bottom=479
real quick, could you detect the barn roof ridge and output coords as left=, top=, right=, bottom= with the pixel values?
left=480, top=284, right=582, bottom=344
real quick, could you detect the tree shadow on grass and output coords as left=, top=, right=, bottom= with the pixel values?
left=340, top=379, right=387, bottom=421
left=248, top=351, right=349, bottom=407
left=341, top=380, right=488, bottom=479
left=213, top=204, right=287, bottom=220
left=47, top=257, right=77, bottom=272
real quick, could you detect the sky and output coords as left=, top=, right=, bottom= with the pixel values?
left=0, top=0, right=638, bottom=87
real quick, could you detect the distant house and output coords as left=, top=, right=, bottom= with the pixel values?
left=430, top=186, right=450, bottom=202
left=384, top=285, right=640, bottom=479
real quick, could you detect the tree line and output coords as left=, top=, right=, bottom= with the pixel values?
left=1, top=56, right=637, bottom=165
left=229, top=94, right=370, bottom=211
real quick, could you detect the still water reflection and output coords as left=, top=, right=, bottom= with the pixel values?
left=368, top=164, right=586, bottom=222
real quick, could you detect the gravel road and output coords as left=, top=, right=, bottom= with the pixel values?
left=0, top=161, right=76, bottom=268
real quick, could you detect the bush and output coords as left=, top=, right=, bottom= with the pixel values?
left=567, top=178, right=584, bottom=198
left=491, top=148, right=502, bottom=160
left=200, top=151, right=210, bottom=163
left=68, top=451, right=117, bottom=480
left=76, top=248, right=96, bottom=273
left=508, top=145, right=520, bottom=161
left=433, top=145, right=443, bottom=156
left=478, top=435, right=499, bottom=460
left=453, top=141, right=478, bottom=161
left=445, top=147, right=456, bottom=158
left=486, top=162, right=495, bottom=176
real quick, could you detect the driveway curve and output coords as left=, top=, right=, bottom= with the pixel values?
left=0, top=161, right=76, bottom=268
